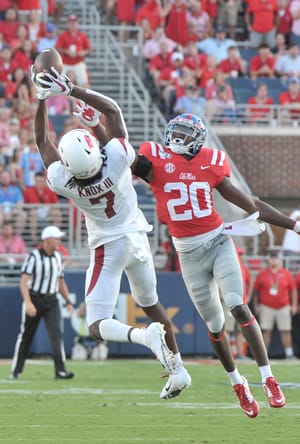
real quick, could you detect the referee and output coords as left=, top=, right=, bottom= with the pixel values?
left=11, top=225, right=74, bottom=380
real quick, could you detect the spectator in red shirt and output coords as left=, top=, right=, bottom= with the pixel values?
left=135, top=0, right=164, bottom=31
left=23, top=171, right=62, bottom=245
left=182, top=41, right=208, bottom=85
left=156, top=51, right=186, bottom=116
left=249, top=43, right=276, bottom=79
left=16, top=0, right=41, bottom=24
left=0, top=8, right=20, bottom=46
left=116, top=0, right=136, bottom=42
left=252, top=250, right=298, bottom=359
left=0, top=219, right=27, bottom=277
left=55, top=14, right=92, bottom=87
left=11, top=39, right=36, bottom=72
left=205, top=69, right=233, bottom=100
left=198, top=53, right=218, bottom=89
left=163, top=0, right=189, bottom=47
left=276, top=0, right=293, bottom=44
left=246, top=0, right=278, bottom=49
left=246, top=82, right=274, bottom=124
left=0, top=47, right=14, bottom=85
left=218, top=45, right=247, bottom=78
left=148, top=39, right=173, bottom=90
left=9, top=24, right=29, bottom=52
left=279, top=76, right=300, bottom=123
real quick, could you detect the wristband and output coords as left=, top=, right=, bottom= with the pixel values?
left=293, top=221, right=300, bottom=233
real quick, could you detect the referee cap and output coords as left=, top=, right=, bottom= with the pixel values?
left=41, top=226, right=65, bottom=240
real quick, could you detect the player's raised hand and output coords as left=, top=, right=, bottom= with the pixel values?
left=30, top=65, right=51, bottom=100
left=35, top=67, right=73, bottom=96
left=73, top=100, right=101, bottom=127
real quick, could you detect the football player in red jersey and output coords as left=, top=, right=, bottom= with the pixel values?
left=133, top=113, right=300, bottom=417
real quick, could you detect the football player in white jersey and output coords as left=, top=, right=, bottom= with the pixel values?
left=134, top=113, right=300, bottom=417
left=32, top=67, right=191, bottom=399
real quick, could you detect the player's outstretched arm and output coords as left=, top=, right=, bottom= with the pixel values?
left=217, top=176, right=296, bottom=230
left=35, top=67, right=128, bottom=141
left=70, top=86, right=128, bottom=141
left=35, top=100, right=60, bottom=168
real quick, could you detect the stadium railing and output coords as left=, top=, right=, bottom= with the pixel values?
left=207, top=104, right=300, bottom=127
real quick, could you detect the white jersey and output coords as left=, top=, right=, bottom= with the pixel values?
left=47, top=137, right=151, bottom=249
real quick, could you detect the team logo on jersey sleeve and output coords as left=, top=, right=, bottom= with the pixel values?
left=164, top=163, right=175, bottom=173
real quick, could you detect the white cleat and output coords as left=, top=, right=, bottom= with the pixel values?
left=145, top=322, right=175, bottom=373
left=160, top=367, right=191, bottom=399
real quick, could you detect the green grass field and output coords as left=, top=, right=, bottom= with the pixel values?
left=0, top=358, right=299, bottom=443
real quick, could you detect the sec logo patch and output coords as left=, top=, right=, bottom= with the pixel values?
left=164, top=163, right=175, bottom=173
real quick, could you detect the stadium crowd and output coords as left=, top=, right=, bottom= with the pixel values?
left=98, top=0, right=300, bottom=122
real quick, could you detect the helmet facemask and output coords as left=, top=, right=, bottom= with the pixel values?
left=165, top=114, right=207, bottom=156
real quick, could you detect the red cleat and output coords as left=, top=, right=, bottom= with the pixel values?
left=233, top=377, right=260, bottom=418
left=263, top=377, right=286, bottom=408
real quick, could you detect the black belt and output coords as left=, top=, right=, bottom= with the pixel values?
left=30, top=291, right=57, bottom=299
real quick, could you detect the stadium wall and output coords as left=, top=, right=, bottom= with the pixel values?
left=218, top=133, right=300, bottom=200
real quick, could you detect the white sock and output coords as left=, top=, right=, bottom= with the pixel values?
left=227, top=368, right=244, bottom=386
left=259, top=365, right=273, bottom=383
left=99, top=319, right=134, bottom=343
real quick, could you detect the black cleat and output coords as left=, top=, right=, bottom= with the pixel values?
left=55, top=371, right=74, bottom=380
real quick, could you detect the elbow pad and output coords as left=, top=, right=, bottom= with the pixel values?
left=132, top=155, right=152, bottom=180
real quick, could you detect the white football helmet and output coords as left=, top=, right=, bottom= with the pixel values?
left=165, top=114, right=207, bottom=156
left=58, top=129, right=104, bottom=179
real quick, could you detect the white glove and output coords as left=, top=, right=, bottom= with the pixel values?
left=31, top=65, right=51, bottom=100
left=34, top=67, right=73, bottom=96
left=73, top=100, right=101, bottom=127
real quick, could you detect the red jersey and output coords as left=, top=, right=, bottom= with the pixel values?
left=253, top=267, right=296, bottom=309
left=247, top=0, right=278, bottom=33
left=247, top=96, right=274, bottom=121
left=55, top=31, right=91, bottom=65
left=250, top=54, right=275, bottom=74
left=0, top=20, right=20, bottom=45
left=138, top=143, right=230, bottom=238
left=117, top=0, right=135, bottom=22
left=149, top=52, right=173, bottom=72
left=135, top=0, right=164, bottom=30
left=279, top=91, right=300, bottom=116
left=23, top=186, right=59, bottom=204
left=16, top=0, right=40, bottom=10
left=218, top=58, right=243, bottom=75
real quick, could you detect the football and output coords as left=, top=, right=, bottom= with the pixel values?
left=33, top=47, right=63, bottom=77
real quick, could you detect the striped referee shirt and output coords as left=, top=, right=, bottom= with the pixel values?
left=21, top=248, right=64, bottom=295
